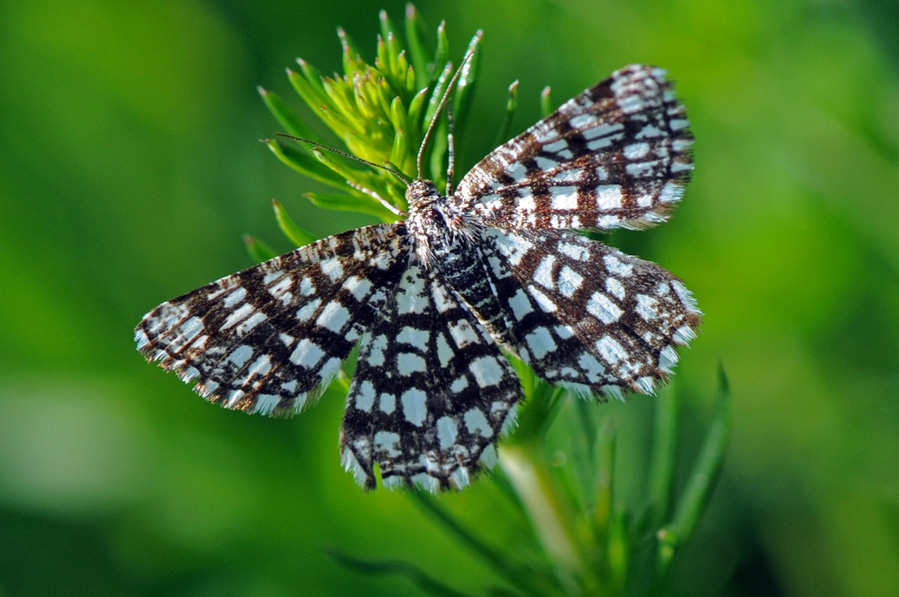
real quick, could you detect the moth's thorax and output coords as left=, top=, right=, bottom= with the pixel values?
left=406, top=179, right=467, bottom=267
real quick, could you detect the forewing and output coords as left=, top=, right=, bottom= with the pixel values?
left=340, top=264, right=521, bottom=492
left=479, top=227, right=701, bottom=398
left=454, top=65, right=692, bottom=230
left=135, top=223, right=406, bottom=416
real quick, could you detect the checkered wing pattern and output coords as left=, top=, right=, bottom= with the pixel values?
left=340, top=264, right=520, bottom=492
left=136, top=224, right=405, bottom=417
left=478, top=227, right=700, bottom=398
left=453, top=65, right=692, bottom=231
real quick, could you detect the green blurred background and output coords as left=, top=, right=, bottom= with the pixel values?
left=2, top=0, right=898, bottom=595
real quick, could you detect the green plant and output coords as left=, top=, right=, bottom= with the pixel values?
left=255, top=6, right=730, bottom=595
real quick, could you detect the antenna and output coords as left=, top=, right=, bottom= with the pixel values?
left=416, top=30, right=483, bottom=181
left=274, top=133, right=412, bottom=185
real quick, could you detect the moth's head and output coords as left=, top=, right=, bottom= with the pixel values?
left=405, top=179, right=442, bottom=209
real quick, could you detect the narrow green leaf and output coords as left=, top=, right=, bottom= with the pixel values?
left=243, top=235, right=278, bottom=263
left=407, top=491, right=558, bottom=597
left=389, top=126, right=411, bottom=178
left=492, top=80, right=519, bottom=148
left=396, top=50, right=411, bottom=93
left=288, top=68, right=351, bottom=134
left=289, top=63, right=329, bottom=109
left=423, top=61, right=452, bottom=129
left=338, top=27, right=363, bottom=77
left=379, top=9, right=400, bottom=57
left=337, top=27, right=364, bottom=76
left=295, top=58, right=326, bottom=94
left=263, top=139, right=347, bottom=188
left=451, top=30, right=483, bottom=134
left=540, top=86, right=553, bottom=118
left=648, top=385, right=680, bottom=531
left=272, top=200, right=316, bottom=247
left=305, top=192, right=397, bottom=222
left=307, top=144, right=386, bottom=195
left=376, top=34, right=391, bottom=80
left=652, top=365, right=732, bottom=592
left=320, top=76, right=362, bottom=133
left=432, top=21, right=449, bottom=83
left=379, top=11, right=403, bottom=81
left=407, top=87, right=430, bottom=141
left=328, top=550, right=472, bottom=597
left=404, top=3, right=429, bottom=86
left=506, top=372, right=565, bottom=444
left=258, top=87, right=325, bottom=143
left=427, top=117, right=449, bottom=187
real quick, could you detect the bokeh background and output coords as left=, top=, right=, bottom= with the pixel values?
left=2, top=0, right=898, bottom=595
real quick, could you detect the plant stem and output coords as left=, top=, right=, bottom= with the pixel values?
left=500, top=441, right=583, bottom=594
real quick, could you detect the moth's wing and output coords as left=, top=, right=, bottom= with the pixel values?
left=454, top=65, right=692, bottom=231
left=340, top=264, right=520, bottom=491
left=478, top=227, right=701, bottom=398
left=136, top=223, right=407, bottom=416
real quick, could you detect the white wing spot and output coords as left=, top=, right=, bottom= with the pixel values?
left=342, top=276, right=372, bottom=301
left=379, top=393, right=396, bottom=414
left=582, top=122, right=623, bottom=140
left=354, top=380, right=375, bottom=412
left=319, top=257, right=344, bottom=283
left=603, top=254, right=633, bottom=277
left=558, top=266, right=584, bottom=298
left=299, top=277, right=315, bottom=296
left=401, top=388, right=428, bottom=426
left=578, top=352, right=607, bottom=383
left=448, top=320, right=479, bottom=349
left=436, top=416, right=459, bottom=449
left=367, top=334, right=388, bottom=367
left=549, top=186, right=579, bottom=210
left=464, top=408, right=493, bottom=438
left=296, top=298, right=321, bottom=322
left=587, top=291, right=623, bottom=324
left=397, top=326, right=430, bottom=351
left=596, top=185, right=623, bottom=210
left=559, top=242, right=589, bottom=261
left=436, top=333, right=454, bottom=367
left=533, top=255, right=556, bottom=290
left=596, top=335, right=627, bottom=365
left=528, top=285, right=558, bottom=313
left=374, top=431, right=402, bottom=457
left=569, top=114, right=597, bottom=129
left=544, top=139, right=569, bottom=154
left=236, top=311, right=267, bottom=335
left=222, top=286, right=246, bottom=308
left=606, top=277, right=626, bottom=301
left=508, top=289, right=534, bottom=321
left=227, top=345, right=253, bottom=368
left=397, top=352, right=427, bottom=376
left=289, top=339, right=324, bottom=368
left=450, top=375, right=469, bottom=393
left=469, top=356, right=504, bottom=387
left=636, top=294, right=660, bottom=321
left=525, top=327, right=557, bottom=359
left=624, top=142, right=650, bottom=159
left=316, top=301, right=350, bottom=333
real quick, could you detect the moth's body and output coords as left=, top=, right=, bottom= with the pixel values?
left=136, top=65, right=701, bottom=492
left=406, top=180, right=508, bottom=343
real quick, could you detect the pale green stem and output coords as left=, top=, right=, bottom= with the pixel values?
left=499, top=441, right=583, bottom=594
